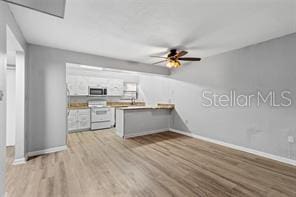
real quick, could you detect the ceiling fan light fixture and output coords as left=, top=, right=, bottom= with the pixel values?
left=152, top=49, right=200, bottom=67
left=167, top=59, right=181, bottom=68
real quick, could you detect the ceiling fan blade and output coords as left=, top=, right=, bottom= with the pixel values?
left=178, top=57, right=201, bottom=61
left=150, top=55, right=167, bottom=59
left=152, top=60, right=167, bottom=64
left=168, top=49, right=177, bottom=57
left=175, top=50, right=188, bottom=58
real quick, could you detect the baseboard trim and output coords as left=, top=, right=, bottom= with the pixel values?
left=13, top=157, right=26, bottom=165
left=25, top=153, right=29, bottom=161
left=27, top=145, right=67, bottom=158
left=169, top=129, right=296, bottom=166
left=124, top=129, right=168, bottom=138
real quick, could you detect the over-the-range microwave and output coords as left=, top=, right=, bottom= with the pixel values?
left=89, top=87, right=107, bottom=96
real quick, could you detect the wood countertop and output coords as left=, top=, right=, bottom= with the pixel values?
left=118, top=104, right=175, bottom=110
left=68, top=103, right=89, bottom=110
left=68, top=106, right=90, bottom=110
left=67, top=101, right=146, bottom=110
left=107, top=101, right=146, bottom=108
left=67, top=102, right=174, bottom=110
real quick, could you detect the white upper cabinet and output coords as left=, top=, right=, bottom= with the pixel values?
left=89, top=77, right=107, bottom=87
left=67, top=75, right=124, bottom=97
left=76, top=77, right=89, bottom=95
left=67, top=76, right=77, bottom=96
left=107, top=79, right=124, bottom=96
left=87, top=77, right=97, bottom=87
left=67, top=76, right=88, bottom=96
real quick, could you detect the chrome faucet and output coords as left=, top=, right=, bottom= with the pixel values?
left=131, top=97, right=136, bottom=105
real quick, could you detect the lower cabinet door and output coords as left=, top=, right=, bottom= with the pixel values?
left=68, top=120, right=79, bottom=131
left=68, top=109, right=90, bottom=132
left=68, top=110, right=78, bottom=131
left=78, top=114, right=90, bottom=130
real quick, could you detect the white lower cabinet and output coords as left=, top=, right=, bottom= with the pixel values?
left=68, top=110, right=79, bottom=131
left=68, top=109, right=90, bottom=132
left=78, top=113, right=90, bottom=129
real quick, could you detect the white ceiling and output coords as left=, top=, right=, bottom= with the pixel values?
left=9, top=0, right=296, bottom=66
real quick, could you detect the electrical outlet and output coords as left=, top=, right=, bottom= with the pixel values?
left=288, top=136, right=294, bottom=143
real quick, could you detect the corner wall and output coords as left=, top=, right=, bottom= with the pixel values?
left=169, top=33, right=296, bottom=161
left=0, top=2, right=27, bottom=197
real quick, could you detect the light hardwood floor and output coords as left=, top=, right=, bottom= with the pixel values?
left=6, top=129, right=296, bottom=197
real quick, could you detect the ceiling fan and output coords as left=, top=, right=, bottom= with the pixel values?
left=151, top=49, right=201, bottom=68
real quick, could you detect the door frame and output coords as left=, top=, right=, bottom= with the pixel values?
left=6, top=25, right=26, bottom=165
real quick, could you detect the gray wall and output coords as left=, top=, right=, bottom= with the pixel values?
left=170, top=33, right=296, bottom=160
left=27, top=44, right=170, bottom=153
left=0, top=2, right=27, bottom=197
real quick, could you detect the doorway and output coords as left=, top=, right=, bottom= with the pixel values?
left=6, top=26, right=26, bottom=165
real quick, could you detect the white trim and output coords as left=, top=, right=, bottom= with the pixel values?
left=169, top=129, right=296, bottom=166
left=124, top=129, right=168, bottom=138
left=27, top=145, right=67, bottom=157
left=12, top=157, right=26, bottom=165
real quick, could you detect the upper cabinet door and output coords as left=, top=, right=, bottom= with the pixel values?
left=67, top=76, right=78, bottom=96
left=67, top=76, right=89, bottom=96
left=87, top=77, right=98, bottom=87
left=78, top=114, right=90, bottom=130
left=78, top=109, right=90, bottom=129
left=76, top=77, right=89, bottom=96
left=107, top=79, right=124, bottom=96
left=88, top=77, right=107, bottom=88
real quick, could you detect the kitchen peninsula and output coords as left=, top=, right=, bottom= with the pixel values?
left=116, top=104, right=175, bottom=138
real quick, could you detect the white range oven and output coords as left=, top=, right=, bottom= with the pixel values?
left=88, top=101, right=114, bottom=130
